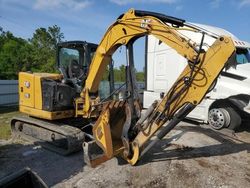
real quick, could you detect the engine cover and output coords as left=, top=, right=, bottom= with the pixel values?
left=42, top=79, right=76, bottom=112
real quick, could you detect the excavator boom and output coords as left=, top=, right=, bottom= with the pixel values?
left=77, top=9, right=200, bottom=117
left=81, top=9, right=236, bottom=166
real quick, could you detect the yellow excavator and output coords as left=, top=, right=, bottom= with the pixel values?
left=12, top=9, right=236, bottom=165
left=11, top=40, right=101, bottom=155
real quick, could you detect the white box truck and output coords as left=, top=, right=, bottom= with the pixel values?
left=144, top=23, right=250, bottom=130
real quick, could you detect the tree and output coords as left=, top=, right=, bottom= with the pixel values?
left=0, top=30, right=33, bottom=79
left=113, top=65, right=126, bottom=82
left=29, top=25, right=64, bottom=73
left=0, top=25, right=64, bottom=79
left=30, top=25, right=64, bottom=50
left=48, top=25, right=64, bottom=50
left=136, top=71, right=144, bottom=82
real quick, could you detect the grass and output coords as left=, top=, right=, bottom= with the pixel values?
left=0, top=106, right=20, bottom=140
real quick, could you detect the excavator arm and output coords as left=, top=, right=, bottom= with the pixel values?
left=77, top=9, right=200, bottom=117
left=80, top=9, right=236, bottom=166
left=125, top=36, right=235, bottom=164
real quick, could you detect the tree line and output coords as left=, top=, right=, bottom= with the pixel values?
left=0, top=25, right=64, bottom=79
left=102, top=64, right=144, bottom=83
left=0, top=26, right=144, bottom=81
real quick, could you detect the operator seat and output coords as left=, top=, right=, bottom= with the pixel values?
left=68, top=59, right=84, bottom=79
left=61, top=59, right=85, bottom=93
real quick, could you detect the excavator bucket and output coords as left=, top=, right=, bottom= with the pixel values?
left=83, top=101, right=131, bottom=167
left=83, top=140, right=109, bottom=168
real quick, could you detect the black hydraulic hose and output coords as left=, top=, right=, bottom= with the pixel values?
left=161, top=32, right=206, bottom=117
left=189, top=32, right=205, bottom=79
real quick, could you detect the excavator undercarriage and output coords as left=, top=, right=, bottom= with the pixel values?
left=11, top=117, right=85, bottom=155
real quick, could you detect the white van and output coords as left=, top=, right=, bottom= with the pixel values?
left=143, top=23, right=250, bottom=130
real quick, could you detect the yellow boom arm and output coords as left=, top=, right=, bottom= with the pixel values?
left=81, top=9, right=236, bottom=166
left=79, top=9, right=200, bottom=117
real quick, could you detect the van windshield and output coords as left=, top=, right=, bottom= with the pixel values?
left=236, top=48, right=250, bottom=64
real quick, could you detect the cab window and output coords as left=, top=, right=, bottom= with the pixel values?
left=236, top=48, right=250, bottom=64
left=59, top=48, right=80, bottom=69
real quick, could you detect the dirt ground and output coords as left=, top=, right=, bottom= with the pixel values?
left=0, top=121, right=249, bottom=188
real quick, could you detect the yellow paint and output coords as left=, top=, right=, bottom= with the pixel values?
left=93, top=109, right=113, bottom=158
left=125, top=141, right=140, bottom=165
left=81, top=8, right=198, bottom=116
left=20, top=106, right=74, bottom=120
left=19, top=72, right=35, bottom=108
left=83, top=8, right=198, bottom=95
left=19, top=72, right=71, bottom=120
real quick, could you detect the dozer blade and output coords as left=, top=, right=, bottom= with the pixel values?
left=11, top=117, right=85, bottom=155
left=84, top=101, right=131, bottom=166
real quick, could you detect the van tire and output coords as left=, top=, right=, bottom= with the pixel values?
left=208, top=107, right=241, bottom=130
left=225, top=107, right=242, bottom=130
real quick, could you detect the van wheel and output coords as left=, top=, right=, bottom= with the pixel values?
left=208, top=107, right=241, bottom=130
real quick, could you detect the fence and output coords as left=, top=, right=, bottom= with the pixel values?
left=0, top=80, right=145, bottom=107
left=0, top=80, right=18, bottom=106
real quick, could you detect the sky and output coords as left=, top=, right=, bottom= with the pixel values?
left=0, top=0, right=250, bottom=70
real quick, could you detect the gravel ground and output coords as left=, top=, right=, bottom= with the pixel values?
left=0, top=122, right=249, bottom=188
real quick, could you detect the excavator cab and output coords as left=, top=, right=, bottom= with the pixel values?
left=17, top=41, right=97, bottom=120
left=57, top=41, right=97, bottom=93
left=11, top=41, right=114, bottom=155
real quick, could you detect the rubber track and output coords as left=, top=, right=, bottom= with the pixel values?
left=11, top=116, right=85, bottom=155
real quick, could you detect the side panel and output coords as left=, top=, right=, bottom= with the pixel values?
left=147, top=35, right=187, bottom=93
left=19, top=106, right=74, bottom=120
left=147, top=35, right=156, bottom=91
left=143, top=91, right=161, bottom=108
left=188, top=98, right=212, bottom=121
left=19, top=72, right=74, bottom=120
left=144, top=35, right=187, bottom=108
left=153, top=53, right=168, bottom=91
left=19, top=72, right=35, bottom=108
